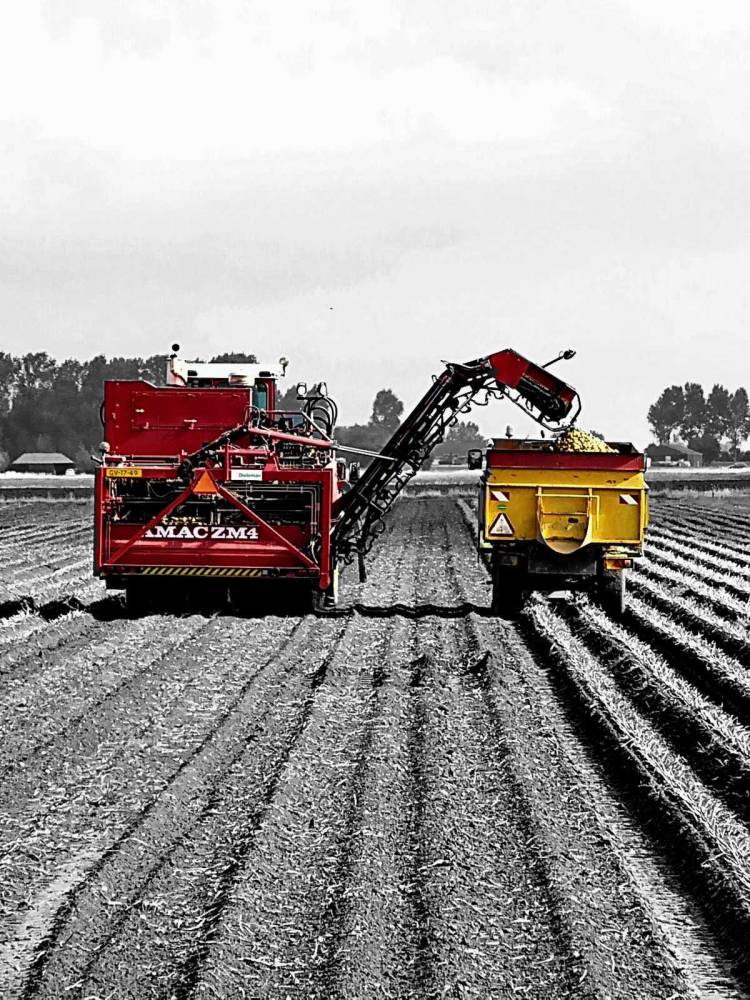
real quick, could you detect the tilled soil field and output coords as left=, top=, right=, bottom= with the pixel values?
left=1, top=495, right=750, bottom=999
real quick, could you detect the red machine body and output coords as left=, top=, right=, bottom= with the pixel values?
left=95, top=359, right=339, bottom=599
left=94, top=346, right=580, bottom=608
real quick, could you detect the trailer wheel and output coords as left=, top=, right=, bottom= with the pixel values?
left=599, top=570, right=626, bottom=618
left=491, top=563, right=527, bottom=619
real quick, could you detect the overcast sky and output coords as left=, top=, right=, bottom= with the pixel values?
left=2, top=1, right=749, bottom=444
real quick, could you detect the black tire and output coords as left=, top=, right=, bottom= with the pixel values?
left=599, top=570, right=626, bottom=617
left=312, top=568, right=339, bottom=613
left=125, top=580, right=153, bottom=617
left=491, top=561, right=527, bottom=618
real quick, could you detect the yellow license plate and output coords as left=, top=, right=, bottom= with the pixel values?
left=105, top=467, right=143, bottom=478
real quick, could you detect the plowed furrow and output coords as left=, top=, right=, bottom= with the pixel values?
left=0, top=508, right=87, bottom=537
left=1, top=556, right=90, bottom=593
left=638, top=558, right=748, bottom=618
left=629, top=573, right=750, bottom=661
left=655, top=504, right=750, bottom=541
left=1, top=529, right=91, bottom=570
left=0, top=616, right=300, bottom=963
left=645, top=540, right=750, bottom=597
left=178, top=498, right=421, bottom=999
left=655, top=516, right=750, bottom=559
left=649, top=525, right=750, bottom=575
left=478, top=611, right=743, bottom=1000
left=620, top=594, right=750, bottom=716
left=560, top=601, right=750, bottom=819
left=315, top=619, right=422, bottom=999
left=0, top=609, right=81, bottom=653
left=406, top=618, right=582, bottom=999
left=22, top=618, right=346, bottom=1000
left=180, top=619, right=394, bottom=1000
left=0, top=598, right=124, bottom=682
left=0, top=615, right=209, bottom=775
left=528, top=601, right=750, bottom=984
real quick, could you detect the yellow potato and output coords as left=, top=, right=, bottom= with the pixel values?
left=553, top=428, right=617, bottom=454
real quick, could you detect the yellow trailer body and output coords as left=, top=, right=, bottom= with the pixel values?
left=481, top=467, right=648, bottom=554
left=477, top=439, right=648, bottom=616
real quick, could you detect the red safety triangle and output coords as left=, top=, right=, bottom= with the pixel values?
left=193, top=470, right=218, bottom=495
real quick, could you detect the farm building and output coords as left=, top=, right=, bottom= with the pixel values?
left=645, top=442, right=703, bottom=467
left=10, top=452, right=75, bottom=475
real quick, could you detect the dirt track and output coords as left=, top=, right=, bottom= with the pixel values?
left=1, top=495, right=750, bottom=998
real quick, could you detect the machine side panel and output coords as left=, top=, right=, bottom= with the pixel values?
left=483, top=467, right=648, bottom=548
left=96, top=467, right=334, bottom=588
left=104, top=381, right=251, bottom=457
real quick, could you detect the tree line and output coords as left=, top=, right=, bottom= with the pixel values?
left=648, top=382, right=750, bottom=461
left=0, top=352, right=485, bottom=471
left=336, top=388, right=485, bottom=467
left=0, top=352, right=169, bottom=471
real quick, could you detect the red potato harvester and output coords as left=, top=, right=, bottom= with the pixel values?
left=94, top=345, right=582, bottom=612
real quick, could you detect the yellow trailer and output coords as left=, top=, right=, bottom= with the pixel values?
left=476, top=439, right=648, bottom=616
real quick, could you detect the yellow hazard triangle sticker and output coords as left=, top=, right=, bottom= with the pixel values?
left=490, top=512, right=514, bottom=536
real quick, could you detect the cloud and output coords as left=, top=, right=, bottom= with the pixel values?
left=1, top=1, right=750, bottom=446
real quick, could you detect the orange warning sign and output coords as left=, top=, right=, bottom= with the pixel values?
left=193, top=470, right=219, bottom=495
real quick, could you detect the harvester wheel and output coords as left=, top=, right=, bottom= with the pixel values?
left=311, top=567, right=339, bottom=613
left=125, top=580, right=152, bottom=617
left=491, top=563, right=527, bottom=619
left=599, top=570, right=626, bottom=618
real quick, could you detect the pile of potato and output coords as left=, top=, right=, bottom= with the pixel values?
left=553, top=428, right=617, bottom=453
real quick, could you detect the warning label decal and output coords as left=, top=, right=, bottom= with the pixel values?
left=490, top=512, right=514, bottom=536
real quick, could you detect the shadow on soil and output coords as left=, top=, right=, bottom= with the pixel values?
left=0, top=592, right=498, bottom=623
left=0, top=593, right=124, bottom=624
left=318, top=602, right=494, bottom=619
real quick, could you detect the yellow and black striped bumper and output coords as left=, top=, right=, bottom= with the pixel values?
left=138, top=566, right=266, bottom=578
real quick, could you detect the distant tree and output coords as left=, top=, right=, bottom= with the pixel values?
left=434, top=420, right=486, bottom=458
left=688, top=433, right=721, bottom=465
left=337, top=422, right=380, bottom=447
left=680, top=382, right=706, bottom=441
left=140, top=355, right=168, bottom=385
left=34, top=433, right=54, bottom=452
left=705, top=384, right=732, bottom=441
left=1, top=351, right=171, bottom=460
left=0, top=353, right=19, bottom=414
left=589, top=429, right=605, bottom=440
left=73, top=445, right=95, bottom=473
left=335, top=388, right=406, bottom=464
left=17, top=353, right=55, bottom=392
left=727, top=387, right=750, bottom=458
left=369, top=389, right=403, bottom=435
left=277, top=384, right=303, bottom=411
left=210, top=352, right=258, bottom=364
left=647, top=385, right=684, bottom=444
